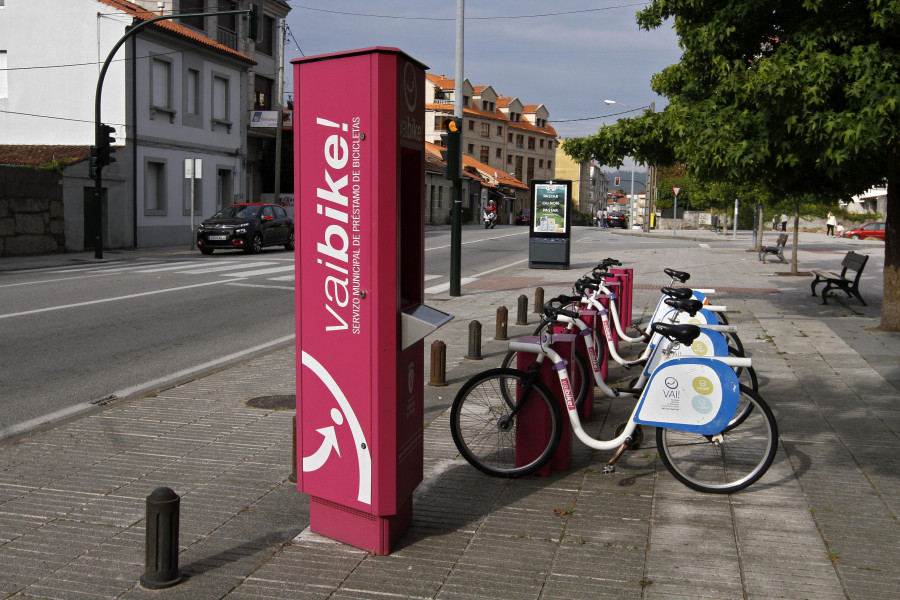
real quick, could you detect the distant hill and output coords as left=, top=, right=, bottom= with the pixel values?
left=603, top=168, right=646, bottom=191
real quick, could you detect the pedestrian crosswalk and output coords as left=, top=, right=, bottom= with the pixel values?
left=22, top=259, right=466, bottom=294
left=35, top=258, right=297, bottom=284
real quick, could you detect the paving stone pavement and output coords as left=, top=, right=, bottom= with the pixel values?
left=1, top=228, right=897, bottom=599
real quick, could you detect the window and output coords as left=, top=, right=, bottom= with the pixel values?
left=212, top=74, right=231, bottom=131
left=508, top=133, right=513, bottom=143
left=528, top=137, right=535, bottom=150
left=480, top=145, right=489, bottom=164
left=180, top=0, right=205, bottom=31
left=480, top=123, right=490, bottom=137
left=216, top=168, right=233, bottom=209
left=467, top=143, right=474, bottom=154
left=186, top=68, right=200, bottom=115
left=216, top=0, right=238, bottom=50
left=0, top=51, right=7, bottom=99
left=468, top=120, right=474, bottom=131
left=257, top=15, right=275, bottom=55
left=539, top=159, right=544, bottom=168
left=183, top=176, right=202, bottom=215
left=540, top=139, right=544, bottom=148
left=548, top=161, right=553, bottom=170
left=145, top=160, right=167, bottom=215
left=507, top=155, right=512, bottom=164
left=150, top=57, right=175, bottom=121
left=497, top=126, right=503, bottom=136
left=516, top=134, right=524, bottom=148
left=274, top=206, right=288, bottom=219
left=495, top=148, right=502, bottom=158
left=254, top=75, right=273, bottom=110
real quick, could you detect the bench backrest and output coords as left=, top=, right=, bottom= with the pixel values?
left=776, top=234, right=788, bottom=246
left=841, top=251, right=868, bottom=280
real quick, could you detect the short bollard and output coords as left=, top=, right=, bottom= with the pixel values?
left=466, top=321, right=483, bottom=360
left=516, top=295, right=529, bottom=325
left=534, top=287, right=544, bottom=314
left=140, top=487, right=182, bottom=590
left=429, top=340, right=447, bottom=386
left=495, top=307, right=508, bottom=341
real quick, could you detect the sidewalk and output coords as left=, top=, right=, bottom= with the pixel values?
left=1, top=228, right=898, bottom=599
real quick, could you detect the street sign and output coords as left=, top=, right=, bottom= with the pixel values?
left=672, top=186, right=681, bottom=197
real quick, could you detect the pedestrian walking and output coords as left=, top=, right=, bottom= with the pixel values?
left=597, top=208, right=602, bottom=228
left=772, top=215, right=778, bottom=231
left=601, top=208, right=608, bottom=228
left=836, top=222, right=844, bottom=237
left=826, top=211, right=836, bottom=236
left=781, top=213, right=788, bottom=232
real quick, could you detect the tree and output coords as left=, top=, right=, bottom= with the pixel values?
left=564, top=0, right=899, bottom=330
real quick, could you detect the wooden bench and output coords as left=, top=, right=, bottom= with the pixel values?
left=810, top=251, right=869, bottom=305
left=759, top=233, right=788, bottom=263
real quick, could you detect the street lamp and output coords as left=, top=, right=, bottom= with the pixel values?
left=604, top=100, right=636, bottom=230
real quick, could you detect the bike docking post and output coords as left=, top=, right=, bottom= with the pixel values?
left=608, top=268, right=634, bottom=328
left=293, top=48, right=452, bottom=555
left=572, top=309, right=598, bottom=420
left=515, top=333, right=577, bottom=475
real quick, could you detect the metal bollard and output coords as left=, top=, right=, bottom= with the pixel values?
left=466, top=321, right=483, bottom=360
left=495, top=307, right=508, bottom=341
left=290, top=415, right=297, bottom=483
left=429, top=340, right=447, bottom=386
left=140, top=487, right=182, bottom=590
left=534, top=287, right=544, bottom=314
left=516, top=294, right=529, bottom=325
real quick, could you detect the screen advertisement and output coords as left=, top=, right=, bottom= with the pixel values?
left=532, top=183, right=568, bottom=233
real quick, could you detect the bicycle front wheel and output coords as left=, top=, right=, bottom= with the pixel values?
left=451, top=368, right=562, bottom=478
left=656, top=385, right=778, bottom=493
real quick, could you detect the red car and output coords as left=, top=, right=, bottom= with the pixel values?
left=841, top=222, right=885, bottom=241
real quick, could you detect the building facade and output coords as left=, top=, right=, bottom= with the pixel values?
left=0, top=0, right=288, bottom=249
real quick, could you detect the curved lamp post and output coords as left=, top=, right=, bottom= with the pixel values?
left=604, top=100, right=636, bottom=229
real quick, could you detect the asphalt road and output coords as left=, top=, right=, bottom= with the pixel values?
left=0, top=225, right=702, bottom=440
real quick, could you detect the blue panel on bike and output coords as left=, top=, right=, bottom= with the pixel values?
left=666, top=307, right=719, bottom=326
left=634, top=357, right=740, bottom=435
left=691, top=290, right=707, bottom=304
left=641, top=328, right=730, bottom=378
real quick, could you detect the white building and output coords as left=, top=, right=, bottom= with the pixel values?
left=0, top=0, right=288, bottom=249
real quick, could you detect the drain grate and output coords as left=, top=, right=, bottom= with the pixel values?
left=246, top=394, right=296, bottom=409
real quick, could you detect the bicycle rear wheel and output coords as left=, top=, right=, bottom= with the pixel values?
left=451, top=368, right=562, bottom=478
left=656, top=385, right=778, bottom=493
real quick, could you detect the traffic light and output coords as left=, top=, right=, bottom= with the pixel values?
left=89, top=146, right=99, bottom=180
left=248, top=2, right=263, bottom=42
left=97, top=124, right=116, bottom=168
left=439, top=116, right=461, bottom=180
left=615, top=177, right=620, bottom=186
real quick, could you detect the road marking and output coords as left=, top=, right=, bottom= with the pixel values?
left=227, top=282, right=294, bottom=290
left=219, top=265, right=296, bottom=278
left=425, top=230, right=526, bottom=251
left=178, top=261, right=271, bottom=274
left=0, top=279, right=237, bottom=320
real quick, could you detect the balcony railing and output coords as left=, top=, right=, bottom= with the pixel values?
left=217, top=26, right=238, bottom=51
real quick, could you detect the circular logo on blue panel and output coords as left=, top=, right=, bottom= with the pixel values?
left=691, top=395, right=714, bottom=414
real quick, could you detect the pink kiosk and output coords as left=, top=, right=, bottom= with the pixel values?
left=293, top=48, right=451, bottom=555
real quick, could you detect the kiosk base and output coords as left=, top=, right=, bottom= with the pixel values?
left=308, top=496, right=412, bottom=555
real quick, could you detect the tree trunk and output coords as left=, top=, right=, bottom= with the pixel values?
left=880, top=143, right=899, bottom=331
left=755, top=206, right=765, bottom=251
left=790, top=201, right=800, bottom=275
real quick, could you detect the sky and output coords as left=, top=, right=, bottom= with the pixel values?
left=282, top=1, right=683, bottom=144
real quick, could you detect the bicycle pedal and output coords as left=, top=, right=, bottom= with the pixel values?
left=602, top=464, right=616, bottom=474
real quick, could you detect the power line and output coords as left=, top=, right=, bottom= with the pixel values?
left=288, top=2, right=649, bottom=21
left=0, top=108, right=123, bottom=128
left=552, top=106, right=650, bottom=123
left=0, top=50, right=183, bottom=73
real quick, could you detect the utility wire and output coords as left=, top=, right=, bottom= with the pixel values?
left=552, top=106, right=651, bottom=123
left=288, top=2, right=649, bottom=21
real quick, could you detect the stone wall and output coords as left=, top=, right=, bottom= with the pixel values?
left=0, top=166, right=66, bottom=256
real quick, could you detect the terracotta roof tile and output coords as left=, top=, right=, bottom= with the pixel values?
left=98, top=0, right=254, bottom=63
left=0, top=145, right=92, bottom=166
left=426, top=73, right=455, bottom=89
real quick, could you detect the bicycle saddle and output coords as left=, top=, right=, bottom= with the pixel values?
left=651, top=322, right=701, bottom=345
left=660, top=287, right=693, bottom=300
left=664, top=268, right=691, bottom=283
left=664, top=297, right=704, bottom=315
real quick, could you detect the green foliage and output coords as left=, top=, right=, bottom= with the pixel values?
left=38, top=159, right=73, bottom=173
